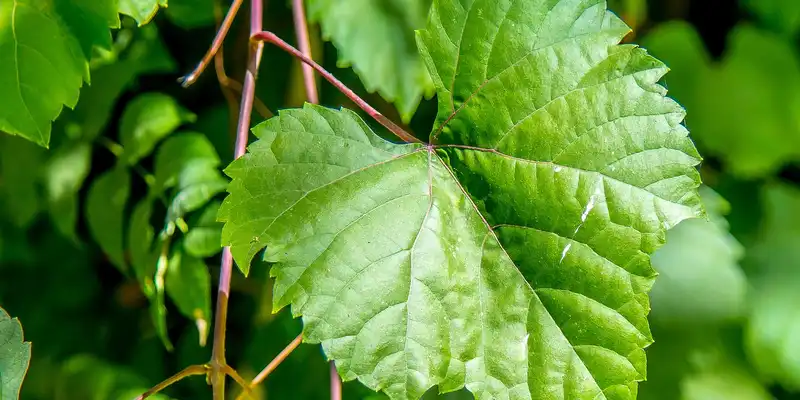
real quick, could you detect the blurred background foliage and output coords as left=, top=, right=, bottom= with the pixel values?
left=1, top=0, right=800, bottom=399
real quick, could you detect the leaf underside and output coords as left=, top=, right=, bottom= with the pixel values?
left=219, top=1, right=702, bottom=399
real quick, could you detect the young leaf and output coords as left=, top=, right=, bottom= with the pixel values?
left=0, top=0, right=117, bottom=146
left=306, top=0, right=434, bottom=121
left=86, top=165, right=131, bottom=271
left=184, top=200, right=223, bottom=258
left=0, top=307, right=31, bottom=400
left=153, top=132, right=221, bottom=194
left=45, top=142, right=92, bottom=241
left=120, top=93, right=196, bottom=165
left=165, top=250, right=212, bottom=346
left=166, top=163, right=227, bottom=223
left=649, top=187, right=746, bottom=326
left=119, top=0, right=168, bottom=26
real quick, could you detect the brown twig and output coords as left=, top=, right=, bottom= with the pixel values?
left=134, top=364, right=209, bottom=400
left=180, top=0, right=244, bottom=87
left=251, top=31, right=421, bottom=144
left=236, top=333, right=304, bottom=400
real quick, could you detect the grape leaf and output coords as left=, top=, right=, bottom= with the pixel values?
left=119, top=0, right=168, bottom=26
left=306, top=0, right=434, bottom=121
left=120, top=93, right=196, bottom=165
left=165, top=250, right=212, bottom=346
left=0, top=307, right=31, bottom=400
left=86, top=165, right=131, bottom=271
left=649, top=187, right=746, bottom=326
left=221, top=1, right=702, bottom=398
left=0, top=0, right=118, bottom=147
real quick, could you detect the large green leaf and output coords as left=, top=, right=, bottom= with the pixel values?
left=0, top=0, right=117, bottom=146
left=86, top=165, right=131, bottom=271
left=306, top=0, right=434, bottom=121
left=0, top=307, right=31, bottom=400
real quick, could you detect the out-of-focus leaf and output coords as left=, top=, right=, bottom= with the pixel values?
left=649, top=187, right=746, bottom=325
left=744, top=183, right=800, bottom=390
left=608, top=0, right=647, bottom=31
left=306, top=0, right=434, bottom=121
left=166, top=164, right=227, bottom=223
left=153, top=132, right=220, bottom=193
left=184, top=200, right=223, bottom=258
left=745, top=274, right=800, bottom=391
left=120, top=93, right=196, bottom=165
left=742, top=0, right=800, bottom=35
left=0, top=307, right=31, bottom=400
left=45, top=143, right=92, bottom=240
left=0, top=0, right=116, bottom=146
left=165, top=250, right=211, bottom=346
left=165, top=0, right=214, bottom=29
left=0, top=136, right=44, bottom=228
left=644, top=24, right=800, bottom=177
left=86, top=166, right=130, bottom=271
left=129, top=199, right=157, bottom=289
left=119, top=0, right=168, bottom=26
left=55, top=355, right=172, bottom=400
left=56, top=25, right=176, bottom=141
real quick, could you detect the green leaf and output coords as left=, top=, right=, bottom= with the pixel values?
left=153, top=132, right=220, bottom=194
left=119, top=0, right=167, bottom=26
left=86, top=165, right=130, bottom=271
left=0, top=0, right=117, bottom=146
left=222, top=89, right=699, bottom=400
left=45, top=142, right=92, bottom=240
left=306, top=0, right=434, bottom=121
left=184, top=200, right=223, bottom=258
left=166, top=163, right=227, bottom=224
left=0, top=135, right=45, bottom=227
left=165, top=250, right=212, bottom=346
left=0, top=307, right=31, bottom=400
left=744, top=183, right=800, bottom=389
left=120, top=93, right=196, bottom=165
left=644, top=24, right=800, bottom=178
left=56, top=355, right=173, bottom=400
left=649, top=187, right=746, bottom=326
left=741, top=0, right=800, bottom=35
left=164, top=0, right=214, bottom=29
left=128, top=199, right=173, bottom=349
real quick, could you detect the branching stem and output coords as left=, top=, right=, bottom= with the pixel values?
left=251, top=31, right=421, bottom=144
left=135, top=364, right=209, bottom=400
left=235, top=333, right=304, bottom=400
left=180, top=0, right=244, bottom=87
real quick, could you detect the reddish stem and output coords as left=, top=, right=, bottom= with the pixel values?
left=330, top=362, right=342, bottom=400
left=251, top=31, right=421, bottom=144
left=180, top=0, right=244, bottom=87
left=235, top=334, right=304, bottom=400
left=292, top=0, right=319, bottom=104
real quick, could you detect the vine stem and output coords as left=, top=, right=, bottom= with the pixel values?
left=292, top=0, right=318, bottom=104
left=180, top=0, right=244, bottom=87
left=251, top=31, right=421, bottom=144
left=134, top=365, right=209, bottom=400
left=235, top=333, right=304, bottom=399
